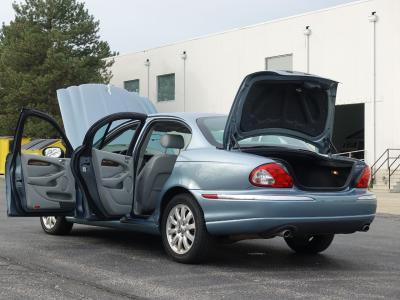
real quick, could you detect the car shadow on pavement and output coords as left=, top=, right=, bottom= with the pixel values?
left=208, top=242, right=352, bottom=271
left=68, top=226, right=357, bottom=271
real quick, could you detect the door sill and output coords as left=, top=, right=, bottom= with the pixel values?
left=120, top=214, right=151, bottom=223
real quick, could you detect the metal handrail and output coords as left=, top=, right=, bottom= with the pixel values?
left=371, top=149, right=400, bottom=189
left=389, top=154, right=400, bottom=169
left=390, top=156, right=400, bottom=177
left=371, top=149, right=389, bottom=171
left=335, top=149, right=364, bottom=158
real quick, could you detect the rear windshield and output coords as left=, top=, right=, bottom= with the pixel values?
left=197, top=116, right=318, bottom=152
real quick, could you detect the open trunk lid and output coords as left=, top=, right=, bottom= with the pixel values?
left=223, top=71, right=338, bottom=153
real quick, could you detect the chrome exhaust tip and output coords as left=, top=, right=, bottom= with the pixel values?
left=278, top=229, right=293, bottom=238
left=361, top=224, right=370, bottom=232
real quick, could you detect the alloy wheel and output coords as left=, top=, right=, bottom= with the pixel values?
left=41, top=216, right=57, bottom=230
left=166, top=204, right=196, bottom=254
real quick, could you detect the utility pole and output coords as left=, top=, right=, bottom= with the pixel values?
left=181, top=51, right=187, bottom=112
left=144, top=58, right=150, bottom=98
left=368, top=12, right=378, bottom=168
left=304, top=26, right=311, bottom=73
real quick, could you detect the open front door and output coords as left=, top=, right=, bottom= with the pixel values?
left=72, top=112, right=147, bottom=219
left=6, top=109, right=76, bottom=216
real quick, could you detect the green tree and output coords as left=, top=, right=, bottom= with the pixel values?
left=0, top=0, right=115, bottom=137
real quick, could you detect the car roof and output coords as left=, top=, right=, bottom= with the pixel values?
left=146, top=112, right=227, bottom=149
left=148, top=112, right=226, bottom=123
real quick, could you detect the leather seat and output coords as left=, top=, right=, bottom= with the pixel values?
left=134, top=134, right=185, bottom=215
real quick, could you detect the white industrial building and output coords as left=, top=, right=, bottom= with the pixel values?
left=108, top=0, right=400, bottom=189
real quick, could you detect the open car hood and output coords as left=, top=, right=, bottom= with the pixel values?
left=57, top=84, right=157, bottom=148
left=223, top=71, right=338, bottom=153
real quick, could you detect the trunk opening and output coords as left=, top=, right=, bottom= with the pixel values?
left=243, top=147, right=356, bottom=191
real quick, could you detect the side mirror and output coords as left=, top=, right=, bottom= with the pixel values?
left=42, top=147, right=64, bottom=158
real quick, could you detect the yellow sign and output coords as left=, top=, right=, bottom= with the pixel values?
left=0, top=137, right=30, bottom=175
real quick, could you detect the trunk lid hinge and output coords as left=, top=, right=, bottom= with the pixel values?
left=324, top=138, right=338, bottom=156
left=228, top=134, right=241, bottom=151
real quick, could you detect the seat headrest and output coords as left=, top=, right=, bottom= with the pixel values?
left=160, top=134, right=185, bottom=149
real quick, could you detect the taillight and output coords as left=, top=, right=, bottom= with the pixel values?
left=249, top=163, right=293, bottom=188
left=356, top=165, right=371, bottom=188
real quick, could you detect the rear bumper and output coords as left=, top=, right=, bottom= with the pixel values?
left=204, top=214, right=375, bottom=236
left=193, top=190, right=377, bottom=236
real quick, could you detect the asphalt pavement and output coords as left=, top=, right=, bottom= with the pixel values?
left=0, top=178, right=399, bottom=300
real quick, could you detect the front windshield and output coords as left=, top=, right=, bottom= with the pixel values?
left=197, top=116, right=318, bottom=152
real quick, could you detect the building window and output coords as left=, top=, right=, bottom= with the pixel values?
left=265, top=54, right=293, bottom=71
left=124, top=79, right=140, bottom=93
left=157, top=73, right=175, bottom=101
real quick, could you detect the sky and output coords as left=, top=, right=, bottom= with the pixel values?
left=0, top=0, right=356, bottom=54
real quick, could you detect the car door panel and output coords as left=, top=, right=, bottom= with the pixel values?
left=72, top=112, right=147, bottom=219
left=92, top=148, right=133, bottom=215
left=7, top=109, right=76, bottom=216
left=21, top=154, right=75, bottom=211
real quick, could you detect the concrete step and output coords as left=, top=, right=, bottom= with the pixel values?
left=374, top=176, right=400, bottom=180
left=372, top=182, right=400, bottom=187
left=373, top=170, right=400, bottom=175
left=372, top=185, right=400, bottom=191
left=371, top=188, right=400, bottom=193
left=371, top=182, right=400, bottom=193
left=371, top=188, right=391, bottom=192
left=373, top=173, right=400, bottom=180
left=371, top=166, right=400, bottom=193
left=375, top=169, right=400, bottom=176
left=372, top=186, right=389, bottom=190
left=373, top=179, right=400, bottom=184
left=372, top=179, right=400, bottom=186
left=372, top=179, right=400, bottom=185
left=391, top=183, right=400, bottom=193
left=373, top=174, right=400, bottom=179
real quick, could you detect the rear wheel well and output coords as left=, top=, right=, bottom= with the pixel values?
left=160, top=187, right=195, bottom=222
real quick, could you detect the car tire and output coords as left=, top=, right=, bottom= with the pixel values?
left=161, top=193, right=212, bottom=263
left=40, top=216, right=73, bottom=235
left=284, top=234, right=334, bottom=254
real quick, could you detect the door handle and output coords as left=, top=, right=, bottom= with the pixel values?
left=101, top=159, right=120, bottom=167
left=27, top=158, right=67, bottom=168
left=28, top=159, right=51, bottom=166
left=101, top=157, right=131, bottom=169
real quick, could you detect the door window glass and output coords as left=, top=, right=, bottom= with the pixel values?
left=20, top=115, right=68, bottom=158
left=92, top=124, right=108, bottom=147
left=144, top=126, right=191, bottom=156
left=101, top=125, right=137, bottom=153
left=138, top=121, right=191, bottom=169
left=146, top=131, right=179, bottom=155
left=92, top=120, right=139, bottom=154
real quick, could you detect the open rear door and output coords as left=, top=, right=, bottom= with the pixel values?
left=72, top=112, right=147, bottom=219
left=6, top=109, right=76, bottom=216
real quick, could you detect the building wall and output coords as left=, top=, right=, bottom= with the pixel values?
left=108, top=0, right=400, bottom=165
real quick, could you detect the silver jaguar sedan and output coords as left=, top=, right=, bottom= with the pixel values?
left=6, top=71, right=376, bottom=263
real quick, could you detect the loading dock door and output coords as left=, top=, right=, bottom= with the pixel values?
left=333, top=103, right=365, bottom=159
